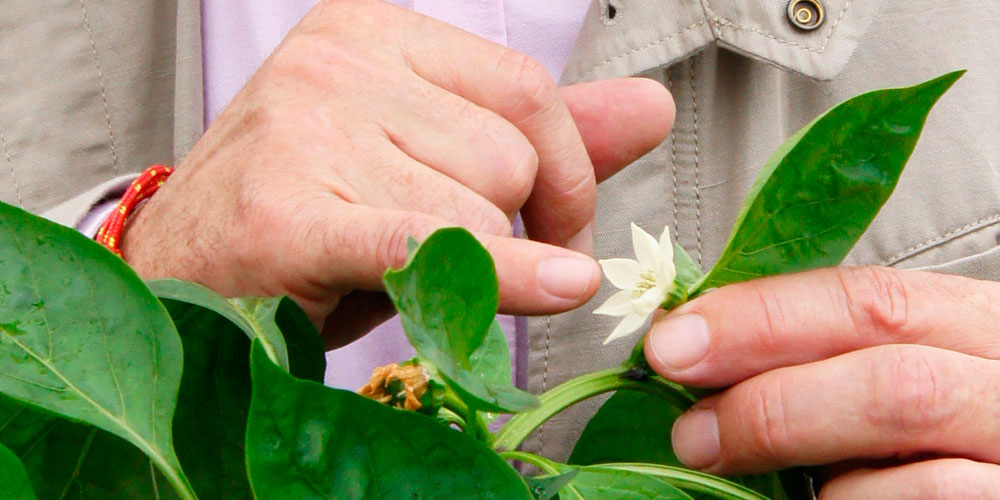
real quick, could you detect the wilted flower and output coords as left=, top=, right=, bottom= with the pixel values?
left=593, top=223, right=677, bottom=344
left=358, top=363, right=430, bottom=411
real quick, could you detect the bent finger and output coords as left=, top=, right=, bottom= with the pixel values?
left=820, top=459, right=1000, bottom=500
left=646, top=266, right=1000, bottom=388
left=669, top=345, right=1000, bottom=475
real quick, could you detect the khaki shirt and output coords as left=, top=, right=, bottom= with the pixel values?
left=2, top=0, right=999, bottom=461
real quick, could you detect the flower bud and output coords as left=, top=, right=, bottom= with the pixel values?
left=358, top=363, right=430, bottom=411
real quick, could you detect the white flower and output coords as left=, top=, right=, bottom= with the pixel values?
left=593, top=223, right=676, bottom=344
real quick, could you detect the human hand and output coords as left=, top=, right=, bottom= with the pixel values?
left=121, top=0, right=674, bottom=348
left=645, top=266, right=1000, bottom=498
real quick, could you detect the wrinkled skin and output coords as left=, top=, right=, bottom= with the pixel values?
left=648, top=266, right=1000, bottom=499
left=121, top=0, right=674, bottom=348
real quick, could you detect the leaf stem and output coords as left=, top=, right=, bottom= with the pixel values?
left=493, top=367, right=695, bottom=452
left=599, top=464, right=769, bottom=500
left=498, top=451, right=561, bottom=475
left=443, top=389, right=488, bottom=442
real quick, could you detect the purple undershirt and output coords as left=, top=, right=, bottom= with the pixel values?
left=200, top=0, right=589, bottom=389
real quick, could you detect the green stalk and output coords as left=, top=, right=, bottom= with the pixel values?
left=600, top=464, right=769, bottom=500
left=498, top=451, right=561, bottom=475
left=493, top=366, right=695, bottom=452
left=443, top=389, right=488, bottom=441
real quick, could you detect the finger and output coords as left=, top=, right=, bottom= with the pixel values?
left=560, top=78, right=675, bottom=183
left=820, top=459, right=1000, bottom=500
left=295, top=200, right=599, bottom=316
left=377, top=77, right=538, bottom=216
left=645, top=266, right=1000, bottom=387
left=341, top=144, right=515, bottom=236
left=669, top=344, right=1000, bottom=475
left=393, top=10, right=596, bottom=252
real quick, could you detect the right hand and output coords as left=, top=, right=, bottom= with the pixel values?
left=121, top=0, right=675, bottom=348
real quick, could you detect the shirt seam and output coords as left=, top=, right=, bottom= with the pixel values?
left=79, top=0, right=121, bottom=177
left=0, top=126, right=25, bottom=209
left=705, top=0, right=854, bottom=54
left=881, top=213, right=1000, bottom=267
left=580, top=19, right=708, bottom=79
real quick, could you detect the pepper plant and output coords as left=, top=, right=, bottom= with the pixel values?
left=0, top=71, right=961, bottom=500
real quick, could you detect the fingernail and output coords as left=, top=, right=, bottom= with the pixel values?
left=566, top=224, right=594, bottom=256
left=672, top=409, right=720, bottom=469
left=649, top=314, right=710, bottom=371
left=537, top=257, right=596, bottom=300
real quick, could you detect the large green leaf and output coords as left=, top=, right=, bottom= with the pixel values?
left=0, top=291, right=264, bottom=499
left=553, top=465, right=693, bottom=500
left=696, top=71, right=963, bottom=292
left=383, top=228, right=537, bottom=413
left=162, top=298, right=255, bottom=499
left=0, top=397, right=180, bottom=499
left=0, top=442, right=35, bottom=500
left=245, top=341, right=534, bottom=500
left=148, top=279, right=326, bottom=382
left=0, top=203, right=195, bottom=497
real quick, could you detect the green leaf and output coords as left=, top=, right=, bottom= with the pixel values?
left=383, top=228, right=537, bottom=413
left=0, top=442, right=36, bottom=500
left=244, top=341, right=534, bottom=500
left=148, top=279, right=326, bottom=382
left=0, top=396, right=182, bottom=499
left=554, top=464, right=693, bottom=500
left=569, top=390, right=686, bottom=466
left=0, top=290, right=269, bottom=499
left=0, top=203, right=196, bottom=497
left=161, top=297, right=255, bottom=499
left=697, top=71, right=963, bottom=292
left=596, top=464, right=770, bottom=500
left=570, top=391, right=786, bottom=499
left=527, top=471, right=578, bottom=500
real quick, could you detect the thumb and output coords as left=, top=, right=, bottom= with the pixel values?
left=560, top=78, right=675, bottom=183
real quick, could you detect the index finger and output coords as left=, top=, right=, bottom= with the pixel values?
left=390, top=6, right=597, bottom=252
left=644, top=266, right=1000, bottom=388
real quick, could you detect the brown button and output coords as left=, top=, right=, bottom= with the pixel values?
left=787, top=0, right=824, bottom=31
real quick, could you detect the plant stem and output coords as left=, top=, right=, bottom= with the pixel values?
left=443, top=389, right=488, bottom=441
left=151, top=454, right=200, bottom=500
left=498, top=451, right=561, bottom=475
left=493, top=366, right=695, bottom=452
left=600, top=464, right=769, bottom=500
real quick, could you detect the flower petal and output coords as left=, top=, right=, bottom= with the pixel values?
left=603, top=312, right=647, bottom=344
left=593, top=290, right=635, bottom=316
left=599, top=258, right=642, bottom=290
left=633, top=286, right=665, bottom=316
left=658, top=226, right=674, bottom=264
left=631, top=223, right=660, bottom=270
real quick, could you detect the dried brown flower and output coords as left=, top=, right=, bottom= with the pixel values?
left=358, top=363, right=429, bottom=411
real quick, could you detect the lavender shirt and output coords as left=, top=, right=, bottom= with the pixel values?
left=201, top=0, right=590, bottom=389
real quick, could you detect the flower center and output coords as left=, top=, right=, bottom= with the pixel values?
left=633, top=270, right=658, bottom=297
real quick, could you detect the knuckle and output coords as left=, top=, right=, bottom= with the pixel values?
left=471, top=205, right=514, bottom=237
left=745, top=378, right=794, bottom=460
left=751, top=285, right=790, bottom=353
left=836, top=266, right=913, bottom=342
left=494, top=139, right=538, bottom=211
left=867, top=346, right=960, bottom=436
left=374, top=217, right=432, bottom=271
left=496, top=49, right=558, bottom=121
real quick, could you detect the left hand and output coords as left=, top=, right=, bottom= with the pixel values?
left=644, top=266, right=1000, bottom=498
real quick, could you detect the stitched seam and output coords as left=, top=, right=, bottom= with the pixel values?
left=0, top=127, right=25, bottom=208
left=881, top=213, right=1000, bottom=267
left=581, top=20, right=708, bottom=79
left=667, top=68, right=680, bottom=237
left=707, top=0, right=854, bottom=54
left=79, top=0, right=121, bottom=176
left=689, top=57, right=703, bottom=266
left=535, top=315, right=552, bottom=455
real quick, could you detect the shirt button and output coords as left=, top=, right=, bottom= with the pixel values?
left=787, top=0, right=825, bottom=31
